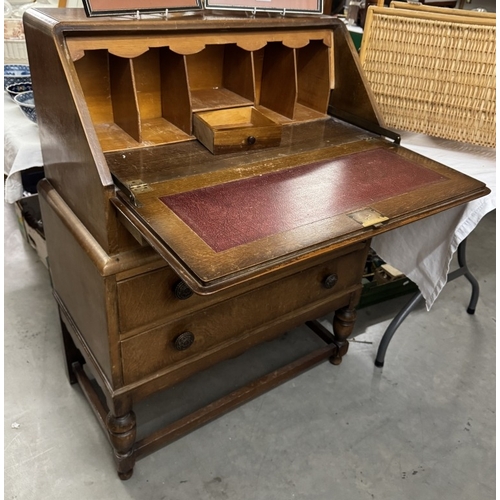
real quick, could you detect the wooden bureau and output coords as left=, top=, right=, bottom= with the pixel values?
left=24, top=8, right=489, bottom=478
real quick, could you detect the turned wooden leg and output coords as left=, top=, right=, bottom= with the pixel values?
left=106, top=411, right=137, bottom=480
left=330, top=306, right=357, bottom=365
left=59, top=316, right=85, bottom=385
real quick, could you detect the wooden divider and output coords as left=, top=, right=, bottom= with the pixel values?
left=109, top=54, right=141, bottom=143
left=260, top=42, right=297, bottom=119
left=74, top=36, right=333, bottom=152
left=160, top=49, right=192, bottom=135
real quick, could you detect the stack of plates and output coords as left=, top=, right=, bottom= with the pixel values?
left=4, top=64, right=36, bottom=123
left=4, top=63, right=31, bottom=89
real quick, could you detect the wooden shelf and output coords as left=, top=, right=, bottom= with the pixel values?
left=190, top=88, right=253, bottom=113
left=74, top=37, right=333, bottom=154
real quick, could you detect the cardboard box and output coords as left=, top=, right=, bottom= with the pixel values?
left=14, top=194, right=48, bottom=269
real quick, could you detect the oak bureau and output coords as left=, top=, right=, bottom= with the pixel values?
left=23, top=8, right=489, bottom=478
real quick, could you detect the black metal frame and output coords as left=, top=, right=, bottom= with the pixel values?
left=374, top=238, right=479, bottom=367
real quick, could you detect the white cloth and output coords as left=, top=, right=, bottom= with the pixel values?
left=4, top=93, right=43, bottom=203
left=371, top=132, right=496, bottom=310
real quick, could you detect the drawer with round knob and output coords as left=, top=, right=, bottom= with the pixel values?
left=116, top=243, right=367, bottom=337
left=120, top=244, right=368, bottom=385
left=117, top=265, right=222, bottom=336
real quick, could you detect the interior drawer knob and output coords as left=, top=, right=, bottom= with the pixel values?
left=247, top=136, right=256, bottom=145
left=173, top=332, right=195, bottom=351
left=174, top=280, right=193, bottom=300
left=323, top=273, right=338, bottom=289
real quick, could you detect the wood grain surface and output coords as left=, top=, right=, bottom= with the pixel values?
left=110, top=128, right=487, bottom=292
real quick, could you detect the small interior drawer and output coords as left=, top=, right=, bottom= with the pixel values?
left=193, top=106, right=282, bottom=154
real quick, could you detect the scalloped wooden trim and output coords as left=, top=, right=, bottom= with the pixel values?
left=67, top=30, right=332, bottom=60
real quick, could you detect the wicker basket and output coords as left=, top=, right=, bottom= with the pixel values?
left=359, top=5, right=496, bottom=148
left=389, top=2, right=496, bottom=19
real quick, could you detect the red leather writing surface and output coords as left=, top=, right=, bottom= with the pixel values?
left=160, top=148, right=445, bottom=252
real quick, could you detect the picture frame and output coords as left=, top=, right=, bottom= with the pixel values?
left=82, top=0, right=202, bottom=17
left=204, top=0, right=323, bottom=15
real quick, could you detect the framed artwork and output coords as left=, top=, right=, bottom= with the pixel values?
left=82, top=0, right=202, bottom=16
left=205, top=0, right=323, bottom=14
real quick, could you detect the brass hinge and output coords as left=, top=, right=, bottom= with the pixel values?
left=113, top=176, right=152, bottom=207
left=128, top=179, right=152, bottom=194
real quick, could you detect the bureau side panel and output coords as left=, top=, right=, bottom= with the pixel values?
left=329, top=23, right=384, bottom=126
left=39, top=187, right=118, bottom=387
left=23, top=12, right=137, bottom=255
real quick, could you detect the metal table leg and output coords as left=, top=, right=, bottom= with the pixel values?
left=374, top=237, right=479, bottom=368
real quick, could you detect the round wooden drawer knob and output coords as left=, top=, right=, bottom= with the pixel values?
left=174, top=280, right=193, bottom=300
left=173, top=332, right=195, bottom=351
left=323, top=274, right=338, bottom=289
left=247, top=136, right=256, bottom=145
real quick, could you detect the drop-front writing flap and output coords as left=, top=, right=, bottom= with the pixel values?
left=109, top=130, right=489, bottom=294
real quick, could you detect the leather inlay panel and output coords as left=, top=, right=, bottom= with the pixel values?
left=160, top=148, right=446, bottom=252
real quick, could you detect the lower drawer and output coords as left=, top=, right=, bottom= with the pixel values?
left=120, top=247, right=367, bottom=385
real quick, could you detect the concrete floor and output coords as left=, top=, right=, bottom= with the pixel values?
left=4, top=202, right=495, bottom=500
